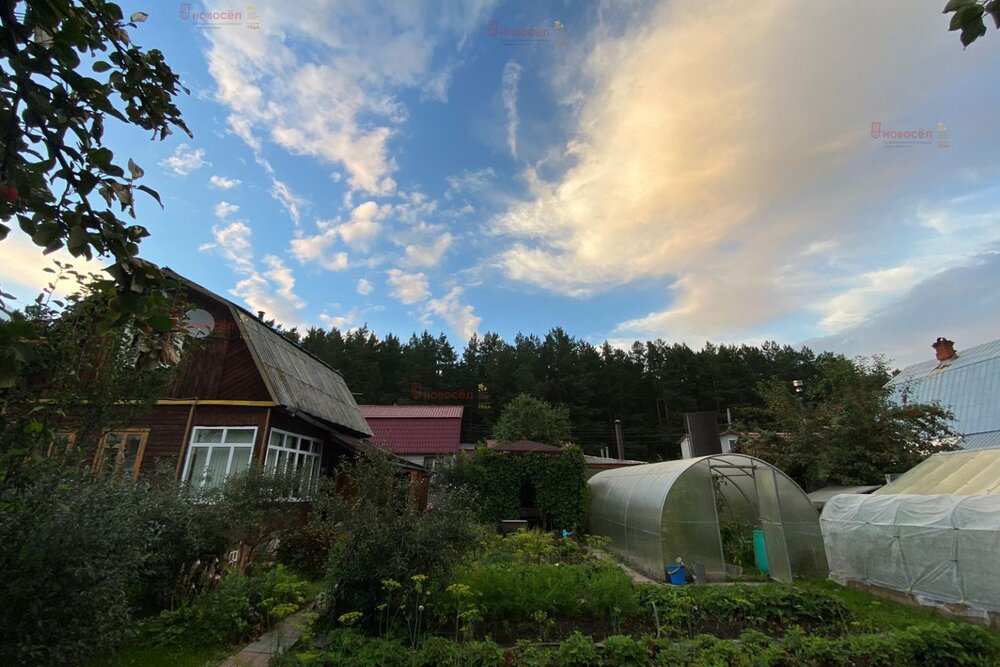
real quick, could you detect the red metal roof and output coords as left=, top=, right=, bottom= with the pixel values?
left=361, top=405, right=463, bottom=455
left=360, top=405, right=464, bottom=419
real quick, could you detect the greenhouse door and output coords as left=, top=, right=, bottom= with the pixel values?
left=756, top=466, right=793, bottom=583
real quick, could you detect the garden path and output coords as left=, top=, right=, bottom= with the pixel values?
left=217, top=611, right=311, bottom=667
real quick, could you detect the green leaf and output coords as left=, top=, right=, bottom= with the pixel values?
left=130, top=11, right=150, bottom=23
left=943, top=0, right=977, bottom=12
left=127, top=158, right=144, bottom=179
left=147, top=314, right=174, bottom=333
left=92, top=61, right=112, bottom=73
left=137, top=184, right=163, bottom=208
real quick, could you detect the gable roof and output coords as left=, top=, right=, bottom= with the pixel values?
left=886, top=338, right=1000, bottom=445
left=360, top=404, right=464, bottom=419
left=164, top=268, right=371, bottom=438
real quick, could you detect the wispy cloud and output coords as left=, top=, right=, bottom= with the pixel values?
left=426, top=286, right=480, bottom=340
left=356, top=278, right=374, bottom=296
left=159, top=143, right=209, bottom=176
left=405, top=232, right=453, bottom=267
left=501, top=61, right=524, bottom=160
left=386, top=268, right=430, bottom=305
left=214, top=201, right=240, bottom=219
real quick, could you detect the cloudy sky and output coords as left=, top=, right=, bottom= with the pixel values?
left=3, top=0, right=999, bottom=368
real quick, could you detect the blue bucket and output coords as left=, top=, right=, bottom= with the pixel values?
left=666, top=564, right=686, bottom=585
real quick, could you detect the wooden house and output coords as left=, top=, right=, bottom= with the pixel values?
left=90, top=268, right=396, bottom=489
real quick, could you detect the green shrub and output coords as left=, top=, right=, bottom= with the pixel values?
left=416, top=636, right=460, bottom=666
left=461, top=637, right=505, bottom=666
left=146, top=565, right=310, bottom=647
left=602, top=634, right=648, bottom=666
left=507, top=639, right=556, bottom=667
left=323, top=451, right=485, bottom=625
left=278, top=520, right=340, bottom=580
left=557, top=632, right=599, bottom=666
left=454, top=559, right=638, bottom=626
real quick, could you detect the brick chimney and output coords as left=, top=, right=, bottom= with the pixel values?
left=932, top=337, right=957, bottom=362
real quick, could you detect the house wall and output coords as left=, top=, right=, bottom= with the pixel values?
left=168, top=291, right=270, bottom=401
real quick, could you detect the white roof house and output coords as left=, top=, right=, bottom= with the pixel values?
left=886, top=337, right=1000, bottom=450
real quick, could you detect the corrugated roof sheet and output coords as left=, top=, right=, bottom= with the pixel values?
left=365, top=416, right=462, bottom=455
left=583, top=455, right=646, bottom=466
left=360, top=405, right=464, bottom=419
left=962, top=430, right=1000, bottom=450
left=874, top=449, right=1000, bottom=496
left=236, top=310, right=372, bottom=437
left=886, top=338, right=1000, bottom=446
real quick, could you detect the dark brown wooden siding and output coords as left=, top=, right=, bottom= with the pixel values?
left=166, top=291, right=270, bottom=402
left=129, top=404, right=271, bottom=474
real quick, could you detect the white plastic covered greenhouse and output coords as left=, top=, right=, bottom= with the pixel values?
left=822, top=449, right=1000, bottom=617
left=588, top=454, right=827, bottom=583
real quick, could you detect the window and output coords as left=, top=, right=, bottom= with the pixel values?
left=94, top=430, right=148, bottom=481
left=182, top=426, right=256, bottom=489
left=265, top=429, right=323, bottom=494
left=36, top=431, right=76, bottom=458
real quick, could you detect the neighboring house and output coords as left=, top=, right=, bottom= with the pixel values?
left=361, top=404, right=464, bottom=469
left=887, top=337, right=1000, bottom=450
left=82, top=268, right=380, bottom=490
left=582, top=454, right=645, bottom=479
left=678, top=429, right=740, bottom=459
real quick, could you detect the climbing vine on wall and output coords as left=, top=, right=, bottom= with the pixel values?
left=441, top=445, right=589, bottom=530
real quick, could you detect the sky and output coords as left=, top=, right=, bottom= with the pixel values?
left=3, top=0, right=1000, bottom=369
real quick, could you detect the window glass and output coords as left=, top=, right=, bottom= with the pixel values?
left=194, top=428, right=224, bottom=443
left=226, top=429, right=255, bottom=444
left=205, top=447, right=231, bottom=486
left=230, top=447, right=252, bottom=475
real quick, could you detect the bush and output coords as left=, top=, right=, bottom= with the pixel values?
left=145, top=564, right=310, bottom=647
left=557, top=632, right=599, bottom=666
left=454, top=559, right=639, bottom=626
left=324, top=451, right=485, bottom=624
left=277, top=520, right=340, bottom=580
left=603, top=634, right=648, bottom=666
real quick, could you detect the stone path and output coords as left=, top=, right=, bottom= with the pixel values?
left=218, top=611, right=311, bottom=667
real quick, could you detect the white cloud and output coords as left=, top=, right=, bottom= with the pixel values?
left=214, top=201, right=240, bottom=219
left=492, top=0, right=997, bottom=344
left=319, top=310, right=358, bottom=330
left=0, top=234, right=98, bottom=302
left=159, top=143, right=209, bottom=176
left=290, top=200, right=390, bottom=271
left=209, top=175, right=241, bottom=189
left=356, top=278, right=374, bottom=295
left=204, top=1, right=493, bottom=195
left=336, top=201, right=387, bottom=251
left=501, top=61, right=524, bottom=160
left=386, top=268, right=430, bottom=304
left=425, top=286, right=481, bottom=340
left=200, top=221, right=306, bottom=327
left=404, top=232, right=453, bottom=267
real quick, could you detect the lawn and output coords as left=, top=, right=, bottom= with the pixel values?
left=86, top=643, right=231, bottom=667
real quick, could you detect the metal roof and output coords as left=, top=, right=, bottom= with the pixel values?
left=365, top=415, right=462, bottom=455
left=886, top=338, right=1000, bottom=447
left=236, top=310, right=372, bottom=437
left=583, top=454, right=646, bottom=466
left=360, top=405, right=464, bottom=419
left=962, top=430, right=1000, bottom=450
left=807, top=485, right=882, bottom=508
left=873, top=449, right=1000, bottom=496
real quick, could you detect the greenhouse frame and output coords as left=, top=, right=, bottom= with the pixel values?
left=587, top=454, right=827, bottom=583
left=822, top=449, right=1000, bottom=616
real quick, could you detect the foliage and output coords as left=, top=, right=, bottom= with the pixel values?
left=296, top=323, right=833, bottom=460
left=0, top=463, right=220, bottom=665
left=637, top=583, right=851, bottom=637
left=0, top=0, right=189, bottom=297
left=440, top=445, right=589, bottom=530
left=943, top=0, right=1000, bottom=47
left=277, top=518, right=340, bottom=580
left=474, top=529, right=588, bottom=566
left=453, top=559, right=639, bottom=625
left=737, top=355, right=957, bottom=490
left=323, top=450, right=485, bottom=625
left=144, top=565, right=310, bottom=648
left=492, top=393, right=571, bottom=444
left=557, top=631, right=600, bottom=666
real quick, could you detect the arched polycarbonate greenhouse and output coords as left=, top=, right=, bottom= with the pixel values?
left=588, top=454, right=827, bottom=583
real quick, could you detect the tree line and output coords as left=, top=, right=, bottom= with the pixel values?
left=279, top=325, right=871, bottom=461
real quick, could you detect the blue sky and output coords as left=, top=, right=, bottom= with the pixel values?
left=3, top=0, right=1000, bottom=368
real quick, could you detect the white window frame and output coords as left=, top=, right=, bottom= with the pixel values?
left=182, top=426, right=258, bottom=489
left=265, top=428, right=324, bottom=494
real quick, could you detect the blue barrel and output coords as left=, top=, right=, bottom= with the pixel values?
left=753, top=529, right=769, bottom=575
left=666, top=564, right=687, bottom=585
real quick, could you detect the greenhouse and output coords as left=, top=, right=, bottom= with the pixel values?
left=822, top=449, right=1000, bottom=616
left=587, top=454, right=827, bottom=583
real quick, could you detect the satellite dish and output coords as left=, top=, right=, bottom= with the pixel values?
left=184, top=309, right=215, bottom=339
